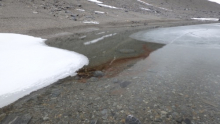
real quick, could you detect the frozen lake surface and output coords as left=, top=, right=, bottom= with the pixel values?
left=131, top=23, right=220, bottom=48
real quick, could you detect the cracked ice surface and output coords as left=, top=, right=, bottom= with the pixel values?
left=130, top=23, right=220, bottom=48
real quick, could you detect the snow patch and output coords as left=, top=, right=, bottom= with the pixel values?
left=97, top=32, right=105, bottom=35
left=140, top=7, right=151, bottom=11
left=191, top=18, right=219, bottom=21
left=137, top=0, right=171, bottom=11
left=95, top=11, right=105, bottom=14
left=84, top=33, right=117, bottom=45
left=76, top=9, right=85, bottom=12
left=0, top=33, right=88, bottom=108
left=88, top=0, right=103, bottom=4
left=157, top=6, right=172, bottom=11
left=98, top=4, right=122, bottom=9
left=79, top=35, right=87, bottom=39
left=137, top=0, right=152, bottom=6
left=83, top=21, right=100, bottom=24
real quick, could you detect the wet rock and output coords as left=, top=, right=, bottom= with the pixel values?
left=120, top=81, right=132, bottom=88
left=119, top=49, right=135, bottom=54
left=0, top=113, right=6, bottom=122
left=93, top=71, right=104, bottom=77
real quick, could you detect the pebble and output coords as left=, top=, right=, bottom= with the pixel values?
left=93, top=71, right=104, bottom=77
left=184, top=118, right=191, bottom=124
left=101, top=109, right=108, bottom=120
left=88, top=77, right=98, bottom=82
left=90, top=119, right=97, bottom=124
left=160, top=111, right=167, bottom=118
left=117, top=105, right=122, bottom=109
left=120, top=81, right=132, bottom=88
left=43, top=116, right=49, bottom=121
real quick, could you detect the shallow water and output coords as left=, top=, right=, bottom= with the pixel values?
left=46, top=27, right=164, bottom=78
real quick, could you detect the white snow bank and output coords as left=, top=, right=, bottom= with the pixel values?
left=83, top=21, right=99, bottom=24
left=208, top=0, right=220, bottom=4
left=191, top=18, right=219, bottom=21
left=84, top=33, right=117, bottom=45
left=88, top=0, right=103, bottom=4
left=0, top=33, right=88, bottom=108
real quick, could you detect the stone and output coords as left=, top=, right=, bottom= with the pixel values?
left=184, top=118, right=191, bottom=124
left=71, top=17, right=77, bottom=21
left=154, top=115, right=162, bottom=122
left=101, top=109, right=108, bottom=115
left=117, top=105, right=122, bottom=109
left=125, top=115, right=141, bottom=124
left=43, top=116, right=49, bottom=121
left=93, top=71, right=104, bottom=77
left=51, top=89, right=61, bottom=97
left=112, top=79, right=121, bottom=84
left=101, top=109, right=108, bottom=120
left=88, top=77, right=98, bottom=82
left=160, top=111, right=167, bottom=118
left=120, top=81, right=132, bottom=88
left=90, top=119, right=97, bottom=124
